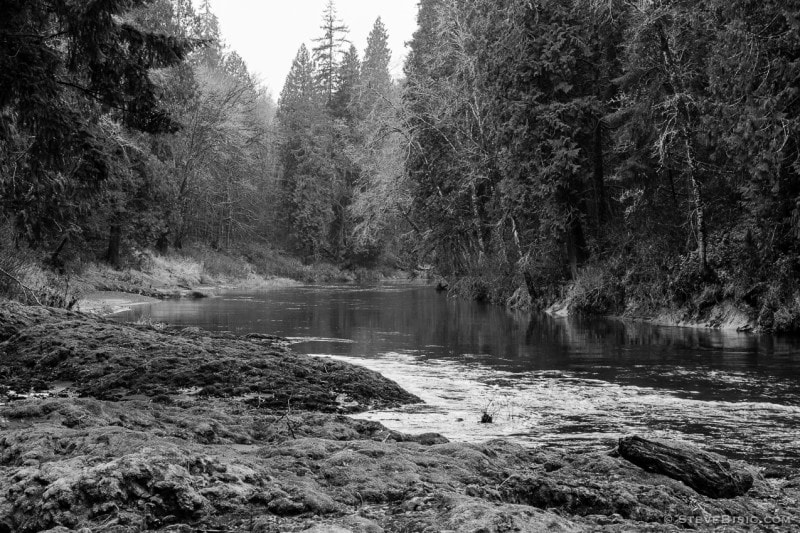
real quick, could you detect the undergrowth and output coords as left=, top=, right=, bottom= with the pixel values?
left=0, top=226, right=80, bottom=308
left=440, top=228, right=800, bottom=333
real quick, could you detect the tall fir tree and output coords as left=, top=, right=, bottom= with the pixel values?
left=360, top=17, right=393, bottom=115
left=277, top=46, right=335, bottom=259
left=0, top=0, right=196, bottom=254
left=333, top=44, right=362, bottom=120
left=196, top=0, right=223, bottom=66
left=312, top=0, right=350, bottom=107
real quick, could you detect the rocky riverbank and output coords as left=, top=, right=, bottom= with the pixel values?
left=1, top=302, right=798, bottom=532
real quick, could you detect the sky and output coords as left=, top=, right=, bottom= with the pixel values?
left=197, top=1, right=420, bottom=97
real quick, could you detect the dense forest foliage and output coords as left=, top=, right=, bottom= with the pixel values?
left=2, top=0, right=800, bottom=331
left=403, top=0, right=800, bottom=331
left=0, top=0, right=278, bottom=268
left=0, top=0, right=407, bottom=297
left=273, top=3, right=409, bottom=266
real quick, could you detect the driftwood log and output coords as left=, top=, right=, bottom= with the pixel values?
left=618, top=436, right=753, bottom=498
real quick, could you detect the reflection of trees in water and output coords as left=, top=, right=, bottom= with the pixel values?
left=120, top=287, right=800, bottom=388
left=289, top=288, right=800, bottom=380
left=530, top=314, right=800, bottom=404
left=533, top=313, right=800, bottom=359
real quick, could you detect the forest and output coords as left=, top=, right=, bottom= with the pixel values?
left=1, top=0, right=800, bottom=331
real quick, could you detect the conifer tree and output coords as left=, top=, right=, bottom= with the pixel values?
left=360, top=17, right=393, bottom=115
left=0, top=0, right=195, bottom=252
left=277, top=46, right=335, bottom=259
left=333, top=45, right=362, bottom=120
left=312, top=0, right=350, bottom=107
left=196, top=0, right=224, bottom=66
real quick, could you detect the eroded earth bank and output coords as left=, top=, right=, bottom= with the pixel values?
left=0, top=302, right=798, bottom=532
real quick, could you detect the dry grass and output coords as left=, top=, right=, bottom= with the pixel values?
left=0, top=228, right=81, bottom=308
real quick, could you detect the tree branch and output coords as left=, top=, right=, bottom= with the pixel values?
left=0, top=266, right=43, bottom=306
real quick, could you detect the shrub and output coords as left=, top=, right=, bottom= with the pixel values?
left=0, top=249, right=80, bottom=308
left=449, top=276, right=490, bottom=302
left=567, top=265, right=625, bottom=315
left=181, top=244, right=251, bottom=280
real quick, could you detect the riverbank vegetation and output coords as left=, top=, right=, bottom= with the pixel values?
left=401, top=0, right=800, bottom=332
left=3, top=2, right=800, bottom=530
left=6, top=0, right=796, bottom=331
left=0, top=0, right=412, bottom=307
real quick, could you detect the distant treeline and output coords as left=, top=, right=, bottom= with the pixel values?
left=0, top=0, right=283, bottom=268
left=0, top=0, right=411, bottom=276
left=402, top=0, right=800, bottom=331
left=273, top=2, right=410, bottom=267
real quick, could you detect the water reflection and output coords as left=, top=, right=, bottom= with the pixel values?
left=116, top=284, right=800, bottom=465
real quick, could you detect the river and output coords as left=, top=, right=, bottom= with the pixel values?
left=115, top=283, right=800, bottom=468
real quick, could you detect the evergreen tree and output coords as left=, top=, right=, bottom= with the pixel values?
left=348, top=19, right=406, bottom=263
left=360, top=17, right=393, bottom=115
left=278, top=45, right=320, bottom=128
left=333, top=45, right=362, bottom=120
left=277, top=46, right=335, bottom=259
left=197, top=0, right=221, bottom=42
left=312, top=0, right=350, bottom=106
left=0, top=0, right=195, bottom=256
left=327, top=45, right=363, bottom=260
left=196, top=0, right=224, bottom=66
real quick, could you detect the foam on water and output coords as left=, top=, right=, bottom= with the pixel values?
left=313, top=351, right=800, bottom=465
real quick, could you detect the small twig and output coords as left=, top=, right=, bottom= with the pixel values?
left=496, top=475, right=513, bottom=491
left=356, top=491, right=365, bottom=509
left=285, top=395, right=296, bottom=439
left=0, top=266, right=43, bottom=306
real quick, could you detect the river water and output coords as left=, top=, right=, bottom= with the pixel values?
left=115, top=283, right=800, bottom=468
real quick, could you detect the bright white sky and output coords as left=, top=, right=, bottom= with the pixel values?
left=196, top=1, right=420, bottom=97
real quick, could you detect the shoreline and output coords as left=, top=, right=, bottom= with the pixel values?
left=546, top=297, right=758, bottom=333
left=74, top=290, right=163, bottom=315
left=74, top=278, right=300, bottom=316
left=1, top=301, right=798, bottom=531
left=73, top=253, right=302, bottom=316
left=71, top=247, right=423, bottom=318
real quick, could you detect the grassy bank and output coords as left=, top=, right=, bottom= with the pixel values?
left=1, top=302, right=798, bottom=532
left=0, top=240, right=418, bottom=315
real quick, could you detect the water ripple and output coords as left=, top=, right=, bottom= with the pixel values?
left=313, top=352, right=800, bottom=467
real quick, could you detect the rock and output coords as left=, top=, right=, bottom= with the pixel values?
left=436, top=494, right=581, bottom=533
left=618, top=435, right=754, bottom=498
left=302, top=526, right=352, bottom=533
left=0, top=302, right=419, bottom=412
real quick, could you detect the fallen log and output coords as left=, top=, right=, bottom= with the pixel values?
left=618, top=435, right=753, bottom=498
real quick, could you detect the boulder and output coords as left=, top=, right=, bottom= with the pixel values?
left=618, top=435, right=753, bottom=498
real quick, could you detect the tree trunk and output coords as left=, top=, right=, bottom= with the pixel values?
left=470, top=182, right=486, bottom=266
left=686, top=144, right=708, bottom=271
left=667, top=167, right=679, bottom=208
left=656, top=21, right=709, bottom=272
left=618, top=436, right=753, bottom=498
left=566, top=217, right=587, bottom=280
left=48, top=237, right=69, bottom=272
left=155, top=233, right=169, bottom=255
left=592, top=119, right=608, bottom=226
left=105, top=224, right=122, bottom=269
